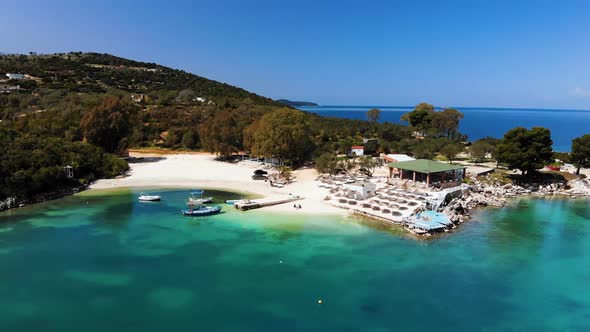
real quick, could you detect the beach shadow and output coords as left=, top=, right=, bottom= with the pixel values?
left=127, top=156, right=166, bottom=164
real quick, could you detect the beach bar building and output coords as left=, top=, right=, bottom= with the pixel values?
left=388, top=159, right=466, bottom=188
left=350, top=146, right=364, bottom=156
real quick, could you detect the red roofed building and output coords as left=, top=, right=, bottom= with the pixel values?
left=351, top=146, right=364, bottom=156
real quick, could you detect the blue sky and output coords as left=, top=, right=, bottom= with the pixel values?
left=2, top=0, right=590, bottom=109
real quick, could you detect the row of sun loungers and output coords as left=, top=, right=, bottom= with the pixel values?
left=336, top=198, right=405, bottom=218
left=318, top=175, right=454, bottom=234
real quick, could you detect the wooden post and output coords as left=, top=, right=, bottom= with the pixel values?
left=427, top=174, right=430, bottom=186
left=413, top=171, right=416, bottom=182
left=400, top=169, right=403, bottom=180
left=462, top=168, right=466, bottom=180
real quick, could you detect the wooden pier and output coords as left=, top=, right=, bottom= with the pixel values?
left=234, top=196, right=304, bottom=211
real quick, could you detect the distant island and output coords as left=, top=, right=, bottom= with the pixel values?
left=276, top=99, right=318, bottom=107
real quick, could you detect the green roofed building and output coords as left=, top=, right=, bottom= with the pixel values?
left=387, top=159, right=466, bottom=188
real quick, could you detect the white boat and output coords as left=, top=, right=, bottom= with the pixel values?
left=187, top=190, right=212, bottom=204
left=182, top=205, right=222, bottom=216
left=138, top=192, right=161, bottom=202
left=188, top=196, right=213, bottom=204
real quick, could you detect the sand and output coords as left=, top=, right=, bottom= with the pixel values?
left=90, top=153, right=345, bottom=215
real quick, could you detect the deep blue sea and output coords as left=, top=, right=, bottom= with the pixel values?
left=299, top=106, right=590, bottom=152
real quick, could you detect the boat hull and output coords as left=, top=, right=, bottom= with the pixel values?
left=188, top=197, right=213, bottom=204
left=182, top=206, right=222, bottom=216
left=139, top=196, right=161, bottom=202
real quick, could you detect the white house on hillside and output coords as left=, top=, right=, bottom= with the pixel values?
left=351, top=146, right=364, bottom=156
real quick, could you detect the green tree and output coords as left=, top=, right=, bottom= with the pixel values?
left=164, top=128, right=179, bottom=148
left=277, top=166, right=294, bottom=183
left=337, top=158, right=355, bottom=174
left=413, top=140, right=436, bottom=159
left=181, top=130, right=197, bottom=149
left=177, top=89, right=196, bottom=102
left=367, top=108, right=381, bottom=123
left=0, top=127, right=128, bottom=200
left=199, top=110, right=243, bottom=157
left=495, top=127, right=553, bottom=176
left=440, top=143, right=464, bottom=163
left=248, top=108, right=314, bottom=166
left=469, top=140, right=493, bottom=163
left=336, top=137, right=355, bottom=155
left=571, top=134, right=590, bottom=175
left=363, top=139, right=379, bottom=155
left=431, top=108, right=464, bottom=138
left=401, top=103, right=434, bottom=136
left=358, top=155, right=380, bottom=177
left=80, top=96, right=135, bottom=154
left=315, top=152, right=338, bottom=175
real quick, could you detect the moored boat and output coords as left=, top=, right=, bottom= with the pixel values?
left=181, top=205, right=222, bottom=216
left=187, top=190, right=213, bottom=204
left=188, top=197, right=213, bottom=204
left=138, top=192, right=161, bottom=202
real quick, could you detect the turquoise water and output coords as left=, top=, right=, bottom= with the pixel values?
left=1, top=189, right=590, bottom=331
left=300, top=106, right=590, bottom=152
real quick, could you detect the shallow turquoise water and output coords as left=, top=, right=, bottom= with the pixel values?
left=1, top=189, right=589, bottom=331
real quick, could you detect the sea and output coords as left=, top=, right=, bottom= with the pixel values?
left=1, top=188, right=590, bottom=331
left=299, top=106, right=590, bottom=152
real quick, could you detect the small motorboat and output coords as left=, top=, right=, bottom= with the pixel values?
left=187, top=190, right=213, bottom=204
left=138, top=192, right=161, bottom=202
left=182, top=205, right=222, bottom=216
left=188, top=196, right=213, bottom=204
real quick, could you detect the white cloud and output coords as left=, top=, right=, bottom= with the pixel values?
left=571, top=87, right=590, bottom=98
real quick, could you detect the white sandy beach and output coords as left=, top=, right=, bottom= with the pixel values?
left=90, top=152, right=346, bottom=215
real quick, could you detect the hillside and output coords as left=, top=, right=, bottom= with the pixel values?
left=276, top=99, right=318, bottom=107
left=0, top=52, right=280, bottom=106
left=0, top=52, right=287, bottom=203
left=0, top=52, right=458, bottom=206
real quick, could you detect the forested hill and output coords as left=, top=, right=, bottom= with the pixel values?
left=0, top=52, right=279, bottom=106
left=0, top=52, right=477, bottom=206
left=0, top=52, right=287, bottom=204
left=276, top=99, right=318, bottom=107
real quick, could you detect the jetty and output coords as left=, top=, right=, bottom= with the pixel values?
left=234, top=195, right=304, bottom=211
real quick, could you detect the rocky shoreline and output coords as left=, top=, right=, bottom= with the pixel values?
left=441, top=175, right=590, bottom=225
left=0, top=185, right=88, bottom=213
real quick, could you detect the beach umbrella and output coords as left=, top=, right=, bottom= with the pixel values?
left=254, top=169, right=268, bottom=175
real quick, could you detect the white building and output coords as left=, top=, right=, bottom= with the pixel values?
left=382, top=153, right=415, bottom=163
left=343, top=181, right=377, bottom=199
left=351, top=146, right=364, bottom=156
left=6, top=73, right=25, bottom=80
